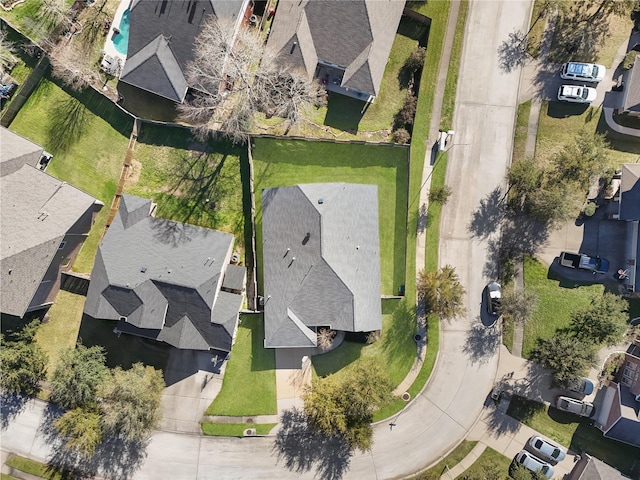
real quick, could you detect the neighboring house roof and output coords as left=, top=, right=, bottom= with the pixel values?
left=619, top=163, right=640, bottom=221
left=622, top=54, right=640, bottom=113
left=0, top=127, right=44, bottom=176
left=266, top=0, right=405, bottom=98
left=120, top=0, right=245, bottom=102
left=1, top=160, right=101, bottom=317
left=567, top=453, right=628, bottom=480
left=222, top=264, right=246, bottom=292
left=262, top=183, right=382, bottom=348
left=84, top=194, right=242, bottom=352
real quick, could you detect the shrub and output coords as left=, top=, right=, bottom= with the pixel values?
left=428, top=185, right=452, bottom=204
left=623, top=50, right=638, bottom=70
left=397, top=94, right=418, bottom=127
left=316, top=328, right=336, bottom=351
left=392, top=128, right=411, bottom=144
left=582, top=201, right=597, bottom=217
left=404, top=46, right=426, bottom=73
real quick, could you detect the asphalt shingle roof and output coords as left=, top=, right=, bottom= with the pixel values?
left=619, top=163, right=640, bottom=221
left=0, top=127, right=43, bottom=177
left=266, top=0, right=405, bottom=98
left=623, top=55, right=640, bottom=113
left=1, top=163, right=100, bottom=317
left=120, top=0, right=244, bottom=102
left=262, top=183, right=381, bottom=348
left=84, top=194, right=243, bottom=352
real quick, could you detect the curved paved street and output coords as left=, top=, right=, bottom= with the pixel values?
left=1, top=1, right=532, bottom=479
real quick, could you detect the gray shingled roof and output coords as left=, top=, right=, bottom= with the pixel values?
left=572, top=455, right=628, bottom=480
left=84, top=194, right=243, bottom=352
left=622, top=55, right=640, bottom=113
left=262, top=183, right=381, bottom=348
left=222, top=264, right=246, bottom=292
left=619, top=163, right=640, bottom=221
left=1, top=127, right=44, bottom=177
left=1, top=165, right=100, bottom=317
left=120, top=0, right=244, bottom=102
left=266, top=0, right=405, bottom=98
left=604, top=384, right=640, bottom=447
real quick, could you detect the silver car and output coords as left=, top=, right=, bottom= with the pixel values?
left=528, top=435, right=566, bottom=463
left=556, top=395, right=595, bottom=417
left=514, top=450, right=554, bottom=479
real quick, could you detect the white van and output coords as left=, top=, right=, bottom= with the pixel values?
left=560, top=62, right=606, bottom=82
left=514, top=451, right=554, bottom=479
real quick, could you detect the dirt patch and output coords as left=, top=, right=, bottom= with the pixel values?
left=123, top=159, right=142, bottom=189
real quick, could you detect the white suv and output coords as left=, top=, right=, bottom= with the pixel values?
left=557, top=85, right=597, bottom=103
left=556, top=395, right=595, bottom=417
left=561, top=62, right=606, bottom=82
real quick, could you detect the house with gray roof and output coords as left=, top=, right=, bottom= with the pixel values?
left=615, top=164, right=640, bottom=292
left=261, top=183, right=382, bottom=348
left=620, top=54, right=640, bottom=117
left=595, top=340, right=640, bottom=448
left=84, top=194, right=244, bottom=353
left=265, top=0, right=406, bottom=103
left=1, top=128, right=103, bottom=317
left=566, top=453, right=628, bottom=480
left=119, top=0, right=250, bottom=103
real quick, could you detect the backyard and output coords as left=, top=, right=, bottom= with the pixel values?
left=507, top=395, right=640, bottom=476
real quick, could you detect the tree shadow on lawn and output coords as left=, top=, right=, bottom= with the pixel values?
left=40, top=403, right=149, bottom=480
left=46, top=96, right=90, bottom=153
left=273, top=408, right=351, bottom=480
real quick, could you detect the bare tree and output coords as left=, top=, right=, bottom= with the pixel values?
left=38, top=0, right=73, bottom=30
left=316, top=328, right=336, bottom=351
left=179, top=17, right=324, bottom=143
left=49, top=38, right=96, bottom=90
left=0, top=30, right=17, bottom=72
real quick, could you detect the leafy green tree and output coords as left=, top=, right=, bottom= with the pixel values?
left=428, top=185, right=453, bottom=205
left=500, top=289, right=539, bottom=326
left=417, top=265, right=466, bottom=320
left=50, top=344, right=108, bottom=410
left=552, top=130, right=609, bottom=191
left=54, top=407, right=103, bottom=458
left=0, top=320, right=47, bottom=396
left=530, top=333, right=598, bottom=387
left=570, top=292, right=628, bottom=346
left=303, top=358, right=394, bottom=452
left=506, top=159, right=543, bottom=213
left=99, top=363, right=165, bottom=442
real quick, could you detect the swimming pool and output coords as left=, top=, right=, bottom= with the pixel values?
left=112, top=8, right=130, bottom=55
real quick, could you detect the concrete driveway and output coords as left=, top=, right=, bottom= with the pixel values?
left=161, top=349, right=225, bottom=433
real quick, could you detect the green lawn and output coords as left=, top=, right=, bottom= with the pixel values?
left=1, top=473, right=20, bottom=480
left=440, top=0, right=469, bottom=131
left=252, top=137, right=408, bottom=296
left=201, top=422, right=276, bottom=437
left=77, top=316, right=170, bottom=372
left=34, top=291, right=86, bottom=379
left=5, top=455, right=71, bottom=480
left=513, top=101, right=532, bottom=163
left=411, top=440, right=476, bottom=480
left=455, top=447, right=512, bottom=480
left=507, top=395, right=640, bottom=476
left=522, top=256, right=604, bottom=357
left=536, top=102, right=640, bottom=169
left=128, top=122, right=246, bottom=245
left=206, top=314, right=277, bottom=416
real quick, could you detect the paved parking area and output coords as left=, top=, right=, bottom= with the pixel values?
left=161, top=349, right=226, bottom=433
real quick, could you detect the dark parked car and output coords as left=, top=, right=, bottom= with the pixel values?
left=485, top=281, right=502, bottom=316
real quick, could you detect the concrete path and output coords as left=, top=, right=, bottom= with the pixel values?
left=274, top=348, right=314, bottom=416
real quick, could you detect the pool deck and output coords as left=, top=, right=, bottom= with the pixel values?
left=101, top=0, right=130, bottom=76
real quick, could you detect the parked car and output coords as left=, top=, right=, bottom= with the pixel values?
left=557, top=85, right=597, bottom=103
left=568, top=378, right=594, bottom=395
left=528, top=435, right=566, bottom=463
left=556, top=396, right=595, bottom=417
left=485, top=281, right=502, bottom=316
left=513, top=450, right=554, bottom=479
left=561, top=62, right=606, bottom=82
left=559, top=251, right=609, bottom=274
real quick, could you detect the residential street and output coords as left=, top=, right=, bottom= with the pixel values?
left=0, top=1, right=533, bottom=479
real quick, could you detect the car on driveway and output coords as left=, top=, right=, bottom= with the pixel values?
left=513, top=450, right=554, bottom=479
left=485, top=281, right=502, bottom=317
left=528, top=436, right=566, bottom=463
left=568, top=378, right=594, bottom=395
left=556, top=396, right=595, bottom=417
left=561, top=62, right=606, bottom=82
left=557, top=85, right=597, bottom=103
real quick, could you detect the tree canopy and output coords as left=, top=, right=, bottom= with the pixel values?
left=0, top=320, right=47, bottom=396
left=570, top=292, right=628, bottom=346
left=417, top=265, right=466, bottom=320
left=50, top=344, right=108, bottom=410
left=500, top=289, right=539, bottom=326
left=530, top=333, right=598, bottom=387
left=54, top=407, right=103, bottom=458
left=303, top=358, right=394, bottom=452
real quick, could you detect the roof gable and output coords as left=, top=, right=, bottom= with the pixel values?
left=619, top=164, right=640, bottom=220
